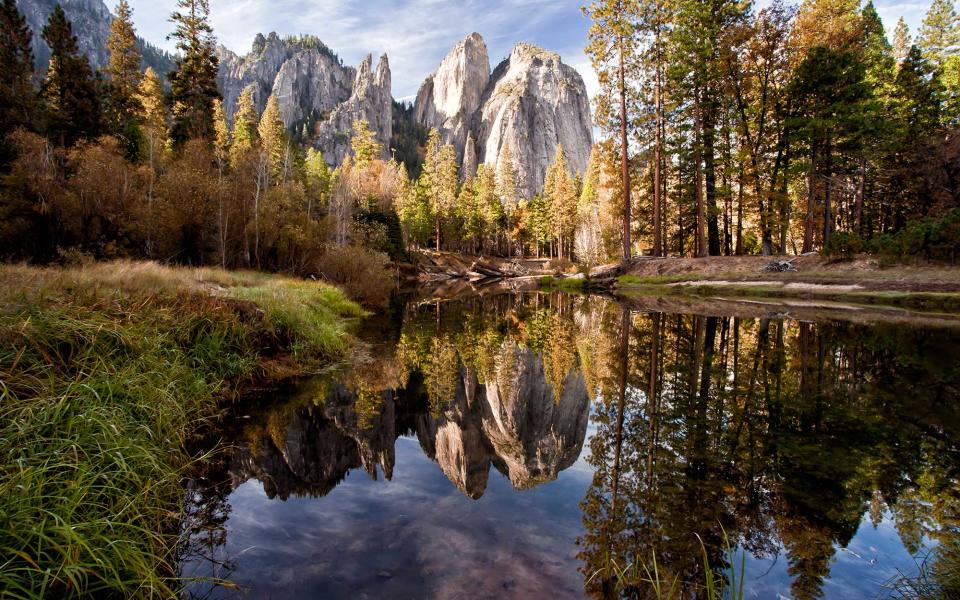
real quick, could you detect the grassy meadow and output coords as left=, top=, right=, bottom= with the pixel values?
left=0, top=261, right=361, bottom=598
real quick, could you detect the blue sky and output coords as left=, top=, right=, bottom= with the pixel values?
left=125, top=0, right=941, bottom=101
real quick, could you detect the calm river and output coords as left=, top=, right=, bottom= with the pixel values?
left=178, top=292, right=960, bottom=599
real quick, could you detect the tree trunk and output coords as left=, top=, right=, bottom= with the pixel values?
left=736, top=158, right=744, bottom=255
left=855, top=157, right=865, bottom=235
left=694, top=90, right=707, bottom=258
left=653, top=46, right=663, bottom=257
left=618, top=34, right=632, bottom=263
left=803, top=142, right=817, bottom=253
left=823, top=135, right=833, bottom=250
left=703, top=94, right=721, bottom=256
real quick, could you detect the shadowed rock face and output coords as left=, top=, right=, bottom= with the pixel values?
left=17, top=0, right=174, bottom=79
left=315, top=54, right=393, bottom=165
left=227, top=347, right=589, bottom=500
left=217, top=34, right=391, bottom=165
left=217, top=34, right=355, bottom=130
left=414, top=33, right=592, bottom=198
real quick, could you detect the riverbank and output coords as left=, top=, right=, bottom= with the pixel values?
left=0, top=261, right=362, bottom=598
left=613, top=256, right=960, bottom=312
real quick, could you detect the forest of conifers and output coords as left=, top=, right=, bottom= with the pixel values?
left=0, top=0, right=958, bottom=275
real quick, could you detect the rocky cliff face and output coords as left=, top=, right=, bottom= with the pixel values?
left=218, top=34, right=391, bottom=165
left=315, top=53, right=392, bottom=164
left=17, top=0, right=174, bottom=79
left=414, top=33, right=592, bottom=198
left=414, top=32, right=489, bottom=162
left=477, top=43, right=594, bottom=198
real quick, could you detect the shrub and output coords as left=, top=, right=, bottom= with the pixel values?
left=546, top=256, right=576, bottom=274
left=312, top=244, right=394, bottom=308
left=863, top=209, right=960, bottom=263
left=823, top=231, right=864, bottom=259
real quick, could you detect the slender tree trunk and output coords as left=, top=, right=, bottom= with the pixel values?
left=803, top=142, right=817, bottom=253
left=855, top=157, right=865, bottom=235
left=778, top=140, right=791, bottom=254
left=703, top=93, right=721, bottom=256
left=736, top=158, right=744, bottom=256
left=694, top=90, right=707, bottom=258
left=823, top=135, right=833, bottom=249
left=653, top=32, right=663, bottom=257
left=618, top=34, right=632, bottom=263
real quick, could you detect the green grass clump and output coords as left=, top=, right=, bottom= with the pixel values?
left=0, top=261, right=360, bottom=598
left=539, top=275, right=587, bottom=292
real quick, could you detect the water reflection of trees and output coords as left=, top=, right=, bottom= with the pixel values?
left=180, top=293, right=960, bottom=598
left=195, top=293, right=594, bottom=502
left=577, top=301, right=960, bottom=599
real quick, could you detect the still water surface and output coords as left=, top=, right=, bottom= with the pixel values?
left=179, top=293, right=960, bottom=599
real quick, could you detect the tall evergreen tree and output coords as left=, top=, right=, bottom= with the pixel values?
left=0, top=0, right=39, bottom=164
left=105, top=0, right=142, bottom=156
left=230, top=87, right=258, bottom=166
left=893, top=17, right=912, bottom=65
left=349, top=118, right=380, bottom=168
left=106, top=2, right=142, bottom=120
left=258, top=94, right=286, bottom=179
left=917, top=0, right=960, bottom=68
left=495, top=142, right=519, bottom=255
left=673, top=0, right=748, bottom=256
left=168, top=0, right=220, bottom=144
left=583, top=0, right=641, bottom=261
left=42, top=5, right=101, bottom=147
left=790, top=46, right=869, bottom=250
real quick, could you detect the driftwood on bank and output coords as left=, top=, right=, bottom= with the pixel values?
left=761, top=258, right=799, bottom=273
left=409, top=250, right=553, bottom=282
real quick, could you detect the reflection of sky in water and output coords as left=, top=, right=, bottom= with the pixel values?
left=184, top=422, right=930, bottom=599
left=741, top=515, right=930, bottom=599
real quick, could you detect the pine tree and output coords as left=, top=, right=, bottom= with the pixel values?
left=304, top=147, right=330, bottom=219
left=212, top=98, right=230, bottom=168
left=350, top=118, right=381, bottom=167
left=545, top=145, right=578, bottom=258
left=791, top=0, right=864, bottom=55
left=138, top=67, right=168, bottom=155
left=456, top=177, right=483, bottom=253
left=495, top=143, right=519, bottom=255
left=258, top=94, right=286, bottom=179
left=0, top=0, right=39, bottom=163
left=213, top=98, right=230, bottom=265
left=42, top=5, right=102, bottom=146
left=583, top=0, right=641, bottom=261
left=576, top=145, right=606, bottom=264
left=790, top=46, right=869, bottom=250
left=168, top=0, right=220, bottom=144
left=893, top=17, right=912, bottom=65
left=105, top=1, right=142, bottom=128
left=230, top=86, right=258, bottom=166
left=918, top=0, right=960, bottom=68
left=476, top=164, right=503, bottom=254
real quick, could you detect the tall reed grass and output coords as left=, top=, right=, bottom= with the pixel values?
left=0, top=261, right=360, bottom=598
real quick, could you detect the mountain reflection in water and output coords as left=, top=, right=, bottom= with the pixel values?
left=179, top=293, right=960, bottom=599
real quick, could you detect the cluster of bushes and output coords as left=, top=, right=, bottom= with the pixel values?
left=824, top=209, right=960, bottom=262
